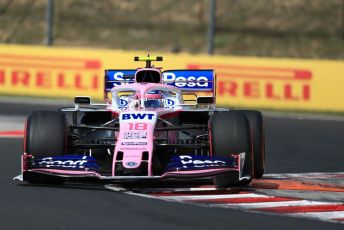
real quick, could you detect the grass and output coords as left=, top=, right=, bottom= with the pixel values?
left=0, top=0, right=344, bottom=59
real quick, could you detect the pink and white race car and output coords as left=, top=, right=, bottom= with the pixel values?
left=16, top=56, right=265, bottom=187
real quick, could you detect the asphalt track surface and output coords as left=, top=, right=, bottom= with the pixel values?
left=1, top=100, right=344, bottom=230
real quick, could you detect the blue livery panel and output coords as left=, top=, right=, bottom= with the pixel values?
left=164, top=155, right=236, bottom=173
left=105, top=69, right=136, bottom=92
left=31, top=155, right=99, bottom=171
left=162, top=70, right=214, bottom=91
left=105, top=69, right=215, bottom=92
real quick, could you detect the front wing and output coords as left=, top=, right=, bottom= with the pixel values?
left=14, top=153, right=248, bottom=183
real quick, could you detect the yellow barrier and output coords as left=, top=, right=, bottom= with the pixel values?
left=1, top=44, right=344, bottom=112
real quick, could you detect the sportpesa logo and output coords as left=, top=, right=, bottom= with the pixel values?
left=179, top=155, right=227, bottom=168
left=162, top=72, right=209, bottom=88
left=107, top=70, right=214, bottom=90
left=36, top=156, right=93, bottom=169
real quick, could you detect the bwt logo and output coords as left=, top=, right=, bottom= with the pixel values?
left=122, top=113, right=155, bottom=120
left=162, top=72, right=209, bottom=88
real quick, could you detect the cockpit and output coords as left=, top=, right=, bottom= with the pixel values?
left=110, top=84, right=183, bottom=111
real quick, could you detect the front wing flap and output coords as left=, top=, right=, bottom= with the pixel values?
left=15, top=153, right=246, bottom=183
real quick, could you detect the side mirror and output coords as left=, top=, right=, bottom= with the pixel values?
left=197, top=96, right=214, bottom=104
left=75, top=96, right=91, bottom=105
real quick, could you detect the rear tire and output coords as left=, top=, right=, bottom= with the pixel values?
left=240, top=110, right=265, bottom=178
left=210, top=111, right=253, bottom=188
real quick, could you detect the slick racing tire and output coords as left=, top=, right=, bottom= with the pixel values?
left=25, top=111, right=67, bottom=157
left=24, top=111, right=67, bottom=184
left=240, top=110, right=265, bottom=178
left=210, top=111, right=253, bottom=188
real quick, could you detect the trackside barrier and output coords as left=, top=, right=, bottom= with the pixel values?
left=1, top=44, right=344, bottom=112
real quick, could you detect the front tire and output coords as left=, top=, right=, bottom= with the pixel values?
left=25, top=111, right=67, bottom=157
left=209, top=111, right=253, bottom=188
left=24, top=111, right=67, bottom=184
left=240, top=110, right=265, bottom=178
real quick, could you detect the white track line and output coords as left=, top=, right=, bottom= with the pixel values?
left=262, top=111, right=344, bottom=122
left=0, top=96, right=73, bottom=106
left=105, top=185, right=344, bottom=224
left=287, top=211, right=344, bottom=221
left=180, top=187, right=216, bottom=191
left=0, top=115, right=25, bottom=131
left=132, top=187, right=218, bottom=193
left=104, top=185, right=127, bottom=192
left=159, top=193, right=268, bottom=201
left=265, top=172, right=344, bottom=178
left=211, top=200, right=335, bottom=209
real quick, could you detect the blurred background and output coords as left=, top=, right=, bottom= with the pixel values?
left=1, top=0, right=344, bottom=113
left=1, top=0, right=344, bottom=59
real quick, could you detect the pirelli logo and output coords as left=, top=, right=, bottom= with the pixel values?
left=0, top=54, right=102, bottom=91
left=188, top=63, right=312, bottom=102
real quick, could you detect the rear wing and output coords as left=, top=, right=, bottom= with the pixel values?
left=104, top=69, right=216, bottom=104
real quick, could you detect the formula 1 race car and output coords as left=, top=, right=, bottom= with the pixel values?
left=15, top=56, right=265, bottom=188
